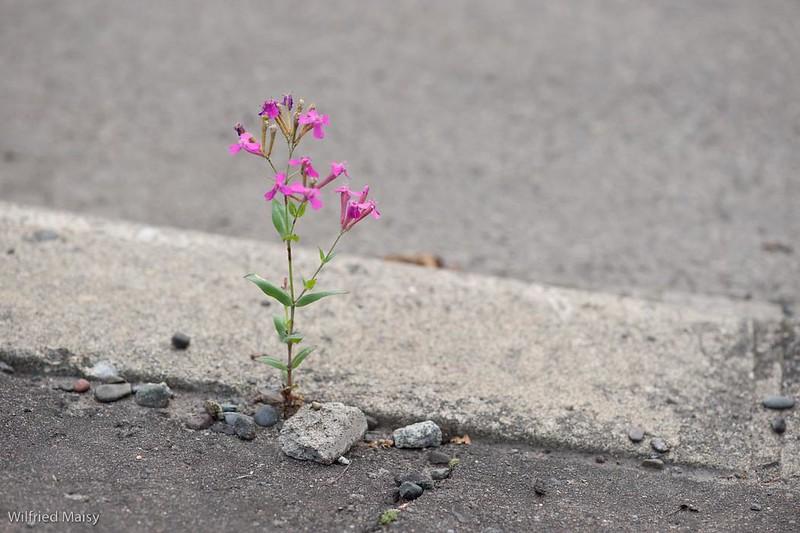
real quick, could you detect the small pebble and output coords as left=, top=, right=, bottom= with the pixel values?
left=771, top=417, right=787, bottom=434
left=204, top=400, right=223, bottom=420
left=398, top=482, right=423, bottom=501
left=94, top=383, right=132, bottom=403
left=628, top=427, right=645, bottom=443
left=310, top=401, right=322, bottom=410
left=32, top=229, right=60, bottom=242
left=185, top=413, right=214, bottom=430
left=171, top=332, right=191, bottom=350
left=73, top=379, right=90, bottom=393
left=224, top=413, right=256, bottom=440
left=750, top=503, right=762, bottom=512
left=337, top=456, right=351, bottom=465
left=650, top=438, right=670, bottom=453
left=641, top=458, right=665, bottom=470
left=595, top=455, right=606, bottom=464
left=430, top=468, right=451, bottom=480
left=135, top=383, right=171, bottom=408
left=533, top=479, right=549, bottom=496
left=762, top=395, right=795, bottom=410
left=0, top=361, right=15, bottom=374
left=221, top=403, right=238, bottom=412
left=254, top=404, right=280, bottom=427
left=428, top=450, right=451, bottom=465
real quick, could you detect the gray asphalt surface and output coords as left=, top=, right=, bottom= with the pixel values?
left=1, top=0, right=799, bottom=303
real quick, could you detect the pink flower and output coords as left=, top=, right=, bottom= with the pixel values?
left=259, top=99, right=280, bottom=119
left=229, top=131, right=262, bottom=156
left=316, top=161, right=348, bottom=189
left=288, top=156, right=319, bottom=178
left=264, top=173, right=294, bottom=201
left=282, top=94, right=293, bottom=110
left=293, top=185, right=323, bottom=210
left=335, top=185, right=380, bottom=231
left=298, top=109, right=330, bottom=139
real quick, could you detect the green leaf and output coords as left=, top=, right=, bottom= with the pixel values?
left=297, top=202, right=307, bottom=217
left=272, top=315, right=287, bottom=337
left=324, top=252, right=336, bottom=263
left=295, top=290, right=348, bottom=307
left=257, top=356, right=288, bottom=371
left=288, top=202, right=298, bottom=217
left=271, top=199, right=288, bottom=238
left=282, top=333, right=304, bottom=344
left=303, top=277, right=317, bottom=290
left=283, top=234, right=299, bottom=242
left=244, top=273, right=292, bottom=307
left=319, top=247, right=326, bottom=263
left=291, top=346, right=315, bottom=369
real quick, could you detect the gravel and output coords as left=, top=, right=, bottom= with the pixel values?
left=430, top=468, right=451, bottom=481
left=641, top=458, right=665, bottom=470
left=650, top=438, right=670, bottom=453
left=397, top=482, right=424, bottom=501
left=134, top=382, right=171, bottom=408
left=254, top=404, right=280, bottom=427
left=771, top=417, right=787, bottom=434
left=93, top=383, right=132, bottom=403
left=185, top=413, right=214, bottom=430
left=394, top=471, right=434, bottom=490
left=628, top=427, right=645, bottom=443
left=427, top=450, right=451, bottom=465
left=762, top=395, right=795, bottom=410
left=171, top=332, right=191, bottom=350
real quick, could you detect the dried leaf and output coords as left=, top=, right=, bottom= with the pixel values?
left=450, top=434, right=471, bottom=445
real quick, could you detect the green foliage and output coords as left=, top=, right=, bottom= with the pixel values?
left=273, top=315, right=287, bottom=337
left=244, top=274, right=292, bottom=307
left=257, top=356, right=288, bottom=371
left=379, top=509, right=399, bottom=526
left=302, top=277, right=317, bottom=290
left=291, top=346, right=315, bottom=369
left=295, top=290, right=347, bottom=308
left=271, top=199, right=288, bottom=238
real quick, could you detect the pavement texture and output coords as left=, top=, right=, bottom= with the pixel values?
left=1, top=0, right=799, bottom=304
left=1, top=203, right=798, bottom=484
left=2, top=373, right=798, bottom=532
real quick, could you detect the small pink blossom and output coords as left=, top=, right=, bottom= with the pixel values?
left=316, top=161, right=348, bottom=189
left=259, top=99, right=280, bottom=119
left=335, top=185, right=380, bottom=231
left=298, top=109, right=330, bottom=139
left=282, top=94, right=293, bottom=110
left=288, top=156, right=319, bottom=178
left=264, top=173, right=294, bottom=201
left=293, top=185, right=323, bottom=210
left=229, top=131, right=262, bottom=156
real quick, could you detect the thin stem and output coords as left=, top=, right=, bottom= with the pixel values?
left=282, top=146, right=296, bottom=412
left=296, top=231, right=345, bottom=302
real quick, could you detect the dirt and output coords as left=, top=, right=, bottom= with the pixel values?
left=0, top=372, right=797, bottom=532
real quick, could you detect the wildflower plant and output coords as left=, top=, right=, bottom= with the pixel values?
left=230, top=95, right=379, bottom=413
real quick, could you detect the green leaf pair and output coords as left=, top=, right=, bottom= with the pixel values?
left=257, top=346, right=315, bottom=371
left=245, top=273, right=292, bottom=307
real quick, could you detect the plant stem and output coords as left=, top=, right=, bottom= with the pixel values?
left=296, top=231, right=344, bottom=302
left=282, top=146, right=296, bottom=412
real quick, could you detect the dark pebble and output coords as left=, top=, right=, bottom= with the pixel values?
left=771, top=417, right=787, bottom=434
left=398, top=482, right=423, bottom=501
left=254, top=405, right=280, bottom=427
left=762, top=395, right=795, bottom=410
left=73, top=379, right=90, bottom=393
left=533, top=479, right=549, bottom=496
left=628, top=427, right=645, bottom=443
left=186, top=413, right=214, bottom=430
left=595, top=455, right=606, bottom=464
left=428, top=450, right=451, bottom=465
left=171, top=332, right=191, bottom=350
left=641, top=458, right=665, bottom=470
left=135, top=383, right=171, bottom=408
left=650, top=438, right=670, bottom=453
left=430, top=468, right=451, bottom=481
left=0, top=361, right=14, bottom=374
left=394, top=471, right=433, bottom=490
left=94, top=383, right=132, bottom=403
left=221, top=403, right=238, bottom=412
left=224, top=413, right=256, bottom=440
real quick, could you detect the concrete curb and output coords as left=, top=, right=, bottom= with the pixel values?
left=0, top=202, right=796, bottom=479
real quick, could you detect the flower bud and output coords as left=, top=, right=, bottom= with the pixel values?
left=234, top=122, right=246, bottom=136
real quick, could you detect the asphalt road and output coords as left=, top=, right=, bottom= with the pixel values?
left=1, top=0, right=798, bottom=303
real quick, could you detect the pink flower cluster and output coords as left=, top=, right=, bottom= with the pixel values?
left=230, top=95, right=379, bottom=231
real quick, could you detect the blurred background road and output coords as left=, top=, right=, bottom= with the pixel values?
left=1, top=0, right=798, bottom=305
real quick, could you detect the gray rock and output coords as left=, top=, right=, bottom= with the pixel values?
left=0, top=361, right=14, bottom=374
left=254, top=404, right=280, bottom=427
left=533, top=478, right=549, bottom=496
left=134, top=382, right=171, bottom=408
left=398, top=482, right=423, bottom=500
left=279, top=402, right=366, bottom=464
left=650, top=438, right=670, bottom=453
left=762, top=395, right=795, bottom=410
left=86, top=361, right=124, bottom=383
left=224, top=413, right=256, bottom=440
left=641, top=458, right=665, bottom=470
left=428, top=450, right=451, bottom=465
left=210, top=422, right=236, bottom=436
left=750, top=503, right=762, bottom=512
left=94, top=383, right=132, bottom=403
left=394, top=471, right=434, bottom=490
left=185, top=413, right=214, bottom=430
left=628, top=426, right=645, bottom=443
left=393, top=420, right=442, bottom=449
left=221, top=403, right=238, bottom=412
left=771, top=417, right=787, bottom=434
left=171, top=332, right=190, bottom=349
left=430, top=468, right=451, bottom=480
